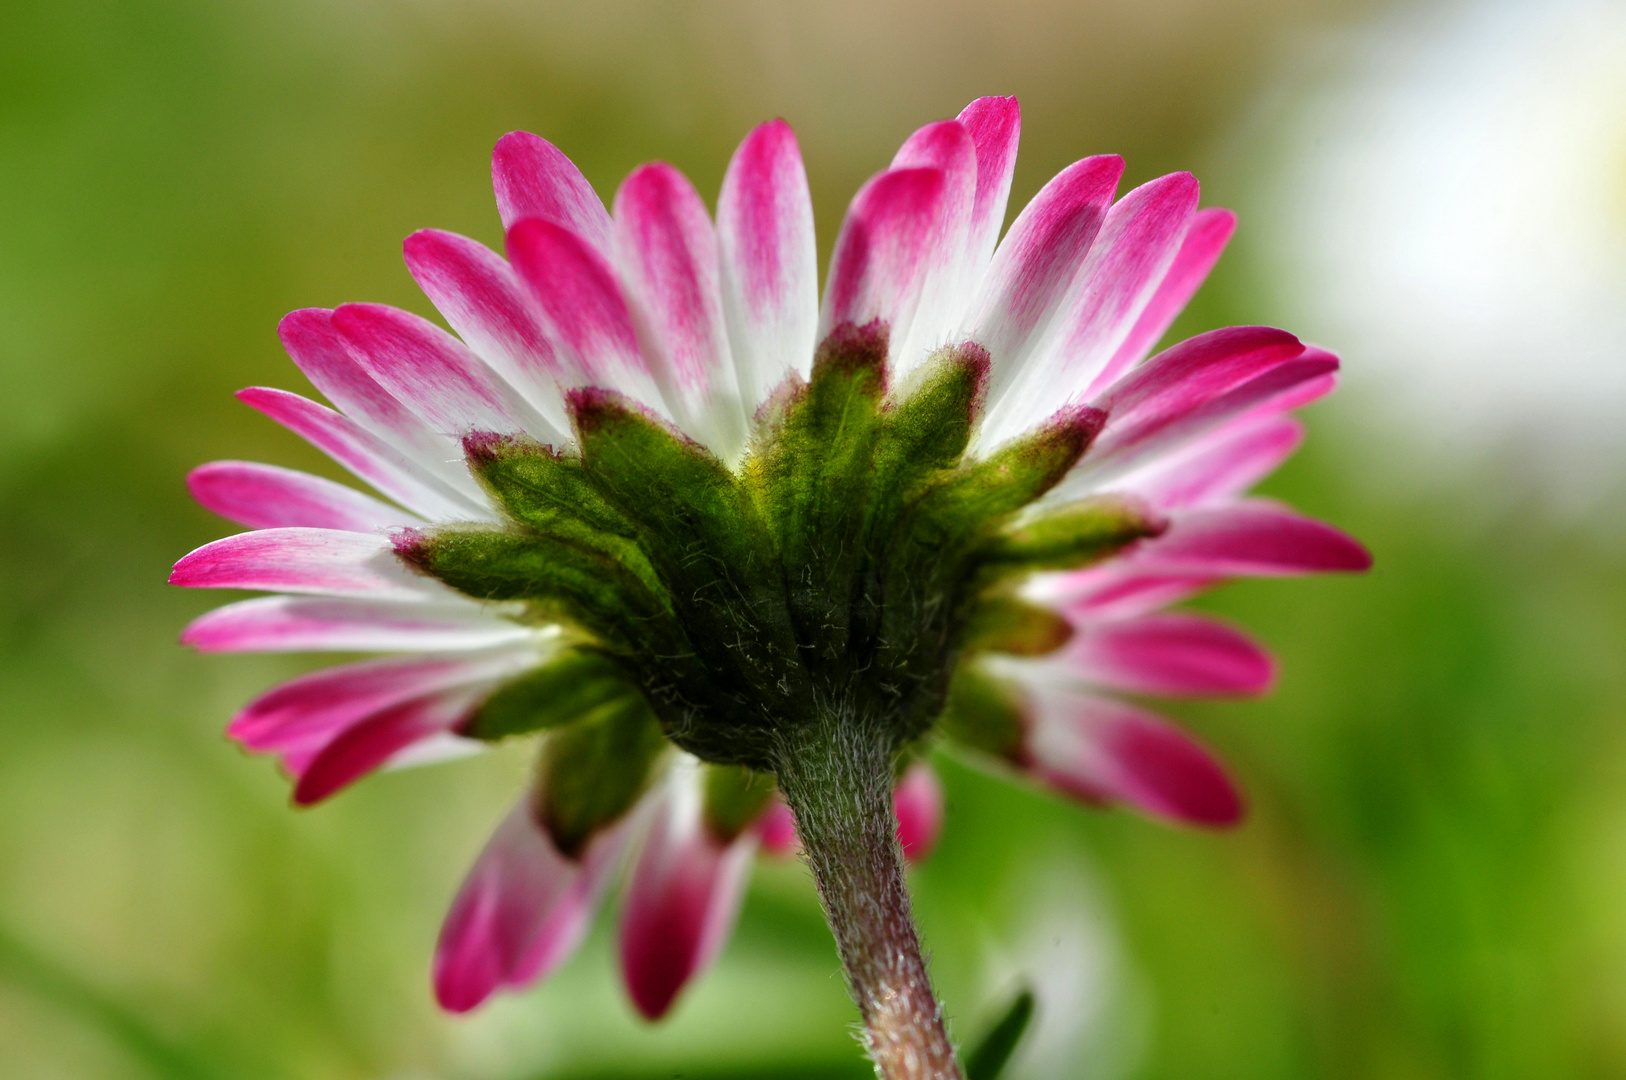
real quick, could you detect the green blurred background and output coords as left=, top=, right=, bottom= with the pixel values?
left=3, top=0, right=1625, bottom=1077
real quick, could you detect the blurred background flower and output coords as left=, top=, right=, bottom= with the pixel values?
left=1245, top=0, right=1626, bottom=511
left=1, top=1, right=1622, bottom=1078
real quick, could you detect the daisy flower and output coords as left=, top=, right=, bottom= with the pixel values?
left=172, top=96, right=1367, bottom=1079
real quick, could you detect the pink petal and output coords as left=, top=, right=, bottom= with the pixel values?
left=1062, top=612, right=1275, bottom=697
left=1041, top=569, right=1220, bottom=622
left=505, top=217, right=661, bottom=405
left=1136, top=501, right=1372, bottom=576
left=1066, top=346, right=1340, bottom=491
left=403, top=229, right=572, bottom=431
left=969, top=155, right=1124, bottom=398
left=1022, top=688, right=1243, bottom=827
left=170, top=527, right=433, bottom=600
left=982, top=173, right=1199, bottom=449
left=505, top=825, right=630, bottom=990
left=612, top=163, right=746, bottom=458
left=386, top=732, right=485, bottom=771
left=893, top=762, right=944, bottom=863
left=278, top=697, right=489, bottom=780
left=1088, top=207, right=1237, bottom=395
left=887, top=120, right=978, bottom=371
left=435, top=796, right=627, bottom=1013
left=491, top=131, right=613, bottom=250
left=754, top=798, right=798, bottom=857
left=1096, top=325, right=1302, bottom=424
left=1197, top=348, right=1340, bottom=422
left=236, top=387, right=490, bottom=521
left=227, top=652, right=528, bottom=753
left=1255, top=348, right=1340, bottom=414
left=187, top=461, right=419, bottom=532
left=890, top=120, right=974, bottom=192
left=957, top=96, right=1022, bottom=273
left=278, top=307, right=414, bottom=430
left=1124, top=414, right=1304, bottom=510
left=180, top=595, right=529, bottom=653
left=1089, top=325, right=1305, bottom=454
left=277, top=309, right=478, bottom=496
left=716, top=119, right=819, bottom=408
left=819, top=166, right=946, bottom=350
left=1052, top=173, right=1201, bottom=370
left=619, top=779, right=757, bottom=1019
left=331, top=303, right=546, bottom=439
left=292, top=687, right=480, bottom=804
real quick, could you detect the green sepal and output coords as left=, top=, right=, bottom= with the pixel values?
left=916, top=405, right=1104, bottom=530
left=569, top=389, right=802, bottom=724
left=938, top=663, right=1028, bottom=762
left=978, top=494, right=1166, bottom=578
left=463, top=432, right=637, bottom=539
left=883, top=405, right=1105, bottom=603
left=393, top=527, right=673, bottom=651
left=866, top=408, right=1103, bottom=739
left=460, top=433, right=666, bottom=606
left=961, top=596, right=1075, bottom=657
left=855, top=341, right=990, bottom=610
left=701, top=763, right=777, bottom=843
left=747, top=322, right=887, bottom=662
left=877, top=341, right=988, bottom=481
left=536, top=694, right=668, bottom=858
left=463, top=648, right=639, bottom=741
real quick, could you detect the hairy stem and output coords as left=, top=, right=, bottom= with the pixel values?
left=774, top=716, right=963, bottom=1080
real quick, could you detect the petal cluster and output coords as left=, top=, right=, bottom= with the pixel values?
left=172, top=96, right=1366, bottom=1015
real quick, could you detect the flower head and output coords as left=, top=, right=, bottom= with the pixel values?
left=172, top=96, right=1367, bottom=1019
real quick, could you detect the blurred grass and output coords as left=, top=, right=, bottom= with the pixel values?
left=4, top=1, right=1626, bottom=1078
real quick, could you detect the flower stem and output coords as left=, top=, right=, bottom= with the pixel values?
left=773, top=715, right=964, bottom=1080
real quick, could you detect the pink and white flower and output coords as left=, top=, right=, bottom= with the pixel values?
left=173, top=96, right=1366, bottom=1018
